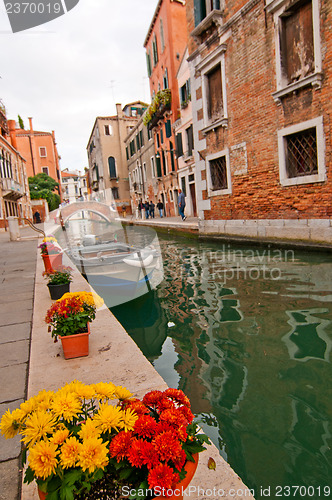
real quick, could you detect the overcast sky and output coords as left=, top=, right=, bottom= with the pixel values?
left=0, top=0, right=158, bottom=172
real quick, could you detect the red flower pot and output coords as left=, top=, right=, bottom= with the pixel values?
left=37, top=487, right=47, bottom=499
left=158, top=453, right=199, bottom=499
left=60, top=323, right=90, bottom=359
left=42, top=253, right=63, bottom=272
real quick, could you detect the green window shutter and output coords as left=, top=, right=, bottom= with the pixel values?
left=165, top=120, right=172, bottom=138
left=194, top=0, right=206, bottom=26
left=176, top=133, right=183, bottom=157
left=156, top=155, right=162, bottom=177
left=108, top=157, right=116, bottom=178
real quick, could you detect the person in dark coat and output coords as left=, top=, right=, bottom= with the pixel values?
left=157, top=199, right=164, bottom=218
left=178, top=189, right=186, bottom=221
left=144, top=201, right=150, bottom=219
left=33, top=210, right=41, bottom=223
left=149, top=201, right=155, bottom=218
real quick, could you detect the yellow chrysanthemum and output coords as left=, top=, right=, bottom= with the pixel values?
left=51, top=392, right=81, bottom=422
left=114, top=385, right=133, bottom=401
left=29, top=440, right=58, bottom=479
left=0, top=408, right=22, bottom=439
left=77, top=437, right=109, bottom=473
left=120, top=408, right=138, bottom=432
left=34, top=390, right=54, bottom=412
left=59, top=436, right=80, bottom=469
left=43, top=236, right=57, bottom=243
left=93, top=382, right=116, bottom=401
left=21, top=410, right=56, bottom=446
left=50, top=428, right=70, bottom=446
left=78, top=418, right=100, bottom=441
left=94, top=403, right=123, bottom=433
left=18, top=397, right=38, bottom=419
left=67, top=381, right=95, bottom=401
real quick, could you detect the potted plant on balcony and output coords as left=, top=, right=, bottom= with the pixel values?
left=39, top=238, right=63, bottom=272
left=0, top=382, right=209, bottom=500
left=43, top=266, right=73, bottom=300
left=45, top=291, right=103, bottom=359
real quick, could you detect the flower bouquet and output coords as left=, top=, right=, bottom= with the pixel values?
left=43, top=266, right=73, bottom=300
left=0, top=381, right=209, bottom=500
left=39, top=239, right=63, bottom=272
left=45, top=292, right=104, bottom=359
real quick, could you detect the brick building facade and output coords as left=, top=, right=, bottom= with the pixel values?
left=186, top=0, right=331, bottom=235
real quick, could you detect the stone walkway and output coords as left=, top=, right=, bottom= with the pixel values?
left=0, top=227, right=39, bottom=500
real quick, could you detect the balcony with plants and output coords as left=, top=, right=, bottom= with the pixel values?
left=143, top=89, right=171, bottom=129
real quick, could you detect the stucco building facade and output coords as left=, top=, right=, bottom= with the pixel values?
left=87, top=102, right=147, bottom=214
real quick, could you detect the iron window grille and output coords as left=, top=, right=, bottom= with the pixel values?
left=209, top=156, right=227, bottom=190
left=285, top=127, right=318, bottom=178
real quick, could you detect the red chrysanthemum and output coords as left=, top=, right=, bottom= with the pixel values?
left=134, top=415, right=158, bottom=438
left=153, top=431, right=183, bottom=462
left=122, top=400, right=149, bottom=416
left=178, top=405, right=194, bottom=424
left=148, top=463, right=180, bottom=490
left=164, top=388, right=191, bottom=407
left=139, top=441, right=160, bottom=469
left=172, top=449, right=186, bottom=471
left=156, top=397, right=175, bottom=412
left=159, top=408, right=188, bottom=428
left=109, top=431, right=133, bottom=462
left=142, top=390, right=164, bottom=407
left=127, top=438, right=145, bottom=468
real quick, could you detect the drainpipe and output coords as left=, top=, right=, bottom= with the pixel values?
left=28, top=117, right=36, bottom=176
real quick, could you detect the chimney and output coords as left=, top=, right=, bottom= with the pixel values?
left=7, top=120, right=18, bottom=149
left=116, top=103, right=123, bottom=118
left=28, top=117, right=33, bottom=131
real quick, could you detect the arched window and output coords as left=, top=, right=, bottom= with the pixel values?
left=108, top=156, right=116, bottom=179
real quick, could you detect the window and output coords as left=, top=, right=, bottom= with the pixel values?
left=156, top=154, right=162, bottom=177
left=165, top=120, right=172, bottom=139
left=268, top=0, right=322, bottom=101
left=39, top=147, right=47, bottom=157
left=170, top=142, right=175, bottom=172
left=143, top=163, right=147, bottom=182
left=180, top=79, right=191, bottom=107
left=176, top=133, right=183, bottom=158
left=160, top=128, right=164, bottom=144
left=126, top=146, right=129, bottom=160
left=181, top=177, right=186, bottom=196
left=206, top=149, right=232, bottom=196
left=194, top=0, right=221, bottom=26
left=278, top=116, right=325, bottom=186
left=152, top=34, right=159, bottom=66
left=146, top=50, right=152, bottom=77
left=151, top=156, right=156, bottom=178
left=108, top=156, right=117, bottom=179
left=105, top=125, right=112, bottom=135
left=160, top=19, right=165, bottom=52
left=136, top=134, right=140, bottom=150
left=111, top=187, right=119, bottom=200
left=156, top=133, right=160, bottom=148
left=186, top=125, right=194, bottom=157
left=163, top=68, right=169, bottom=89
left=197, top=44, right=228, bottom=132
left=42, top=167, right=49, bottom=175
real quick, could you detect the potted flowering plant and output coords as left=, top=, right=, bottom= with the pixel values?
left=39, top=239, right=63, bottom=272
left=0, top=382, right=209, bottom=500
left=45, top=292, right=104, bottom=359
left=43, top=266, right=73, bottom=300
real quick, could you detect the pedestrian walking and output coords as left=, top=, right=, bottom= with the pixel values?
left=33, top=210, right=41, bottom=224
left=138, top=199, right=143, bottom=219
left=157, top=199, right=164, bottom=218
left=144, top=200, right=150, bottom=219
left=178, top=189, right=186, bottom=221
left=149, top=201, right=155, bottom=218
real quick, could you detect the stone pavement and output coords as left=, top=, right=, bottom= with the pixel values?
left=0, top=226, right=39, bottom=500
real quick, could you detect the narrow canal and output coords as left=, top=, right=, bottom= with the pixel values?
left=110, top=231, right=332, bottom=499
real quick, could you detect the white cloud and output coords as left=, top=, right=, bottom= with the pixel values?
left=0, top=0, right=157, bottom=171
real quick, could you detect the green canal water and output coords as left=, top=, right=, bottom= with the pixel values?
left=110, top=232, right=332, bottom=499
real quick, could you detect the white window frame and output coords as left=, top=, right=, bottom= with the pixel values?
left=278, top=116, right=325, bottom=187
left=39, top=147, right=47, bottom=157
left=42, top=166, right=49, bottom=175
left=196, top=44, right=228, bottom=133
left=151, top=156, right=156, bottom=178
left=206, top=148, right=232, bottom=196
left=267, top=0, right=322, bottom=102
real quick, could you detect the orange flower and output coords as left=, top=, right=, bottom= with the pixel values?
left=109, top=431, right=133, bottom=462
left=148, top=463, right=180, bottom=490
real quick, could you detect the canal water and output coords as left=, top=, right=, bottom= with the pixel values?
left=110, top=232, right=332, bottom=499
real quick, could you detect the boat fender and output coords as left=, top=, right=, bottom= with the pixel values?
left=123, top=254, right=154, bottom=268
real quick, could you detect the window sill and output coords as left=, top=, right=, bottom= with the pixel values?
left=208, top=187, right=232, bottom=197
left=191, top=9, right=225, bottom=41
left=280, top=173, right=325, bottom=187
left=202, top=118, right=228, bottom=135
left=272, top=73, right=323, bottom=103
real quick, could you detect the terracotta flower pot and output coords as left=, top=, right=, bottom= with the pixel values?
left=42, top=253, right=63, bottom=272
left=158, top=453, right=199, bottom=500
left=60, top=323, right=90, bottom=359
left=37, top=487, right=47, bottom=499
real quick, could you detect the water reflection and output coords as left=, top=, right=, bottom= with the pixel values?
left=110, top=236, right=332, bottom=498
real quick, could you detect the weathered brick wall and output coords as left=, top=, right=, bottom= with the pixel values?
left=187, top=0, right=332, bottom=220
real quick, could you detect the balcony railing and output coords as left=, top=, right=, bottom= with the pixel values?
left=143, top=89, right=171, bottom=129
left=1, top=177, right=24, bottom=199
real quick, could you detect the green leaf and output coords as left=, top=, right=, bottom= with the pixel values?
left=23, top=467, right=35, bottom=484
left=119, top=467, right=134, bottom=480
left=63, top=469, right=82, bottom=486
